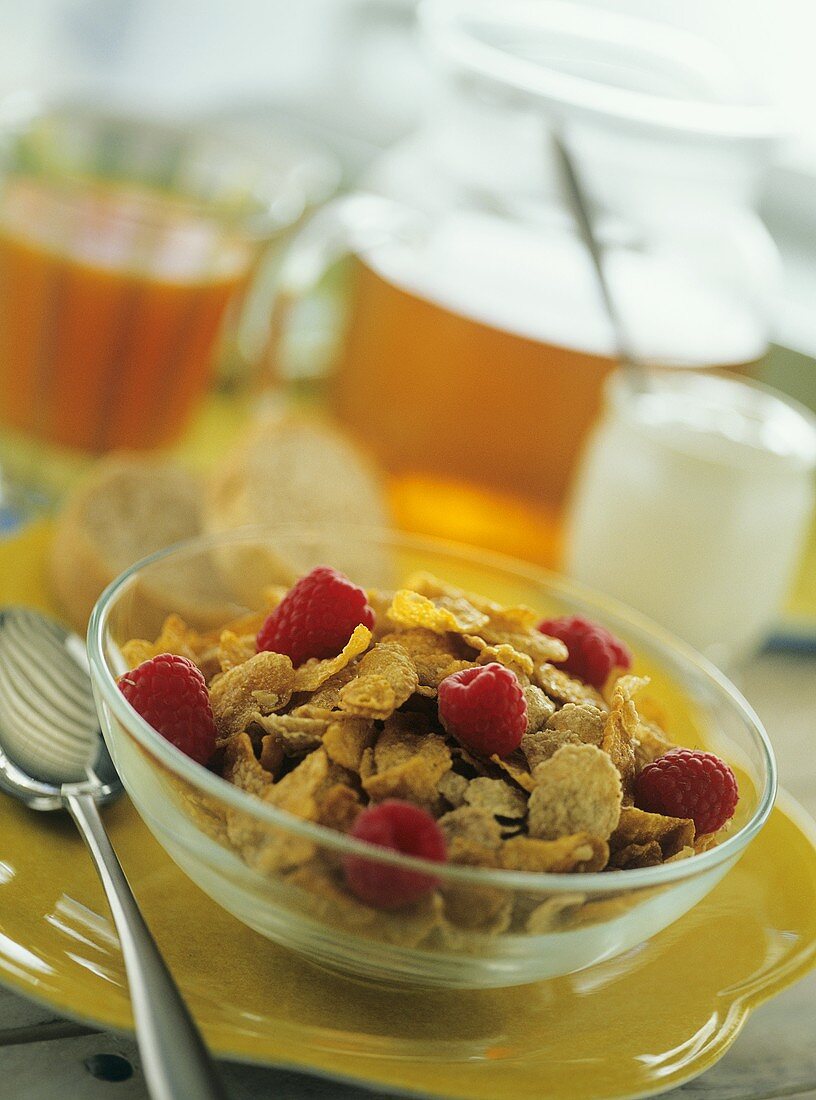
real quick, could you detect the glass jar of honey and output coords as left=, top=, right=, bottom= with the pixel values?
left=270, top=0, right=781, bottom=569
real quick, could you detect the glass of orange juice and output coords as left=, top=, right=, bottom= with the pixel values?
left=0, top=101, right=306, bottom=505
left=266, top=1, right=780, bottom=570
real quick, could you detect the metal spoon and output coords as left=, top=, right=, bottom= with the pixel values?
left=548, top=127, right=647, bottom=393
left=0, top=607, right=227, bottom=1100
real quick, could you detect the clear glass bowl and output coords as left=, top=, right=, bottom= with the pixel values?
left=87, top=526, right=776, bottom=989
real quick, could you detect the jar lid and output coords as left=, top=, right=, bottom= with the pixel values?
left=420, top=0, right=779, bottom=146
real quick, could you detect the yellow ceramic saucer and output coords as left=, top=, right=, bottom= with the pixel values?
left=0, top=784, right=814, bottom=1100
left=2, top=518, right=816, bottom=1098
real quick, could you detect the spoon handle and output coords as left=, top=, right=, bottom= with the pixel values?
left=65, top=791, right=228, bottom=1100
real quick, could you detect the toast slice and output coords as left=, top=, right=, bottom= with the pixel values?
left=203, top=413, right=395, bottom=603
left=49, top=454, right=242, bottom=635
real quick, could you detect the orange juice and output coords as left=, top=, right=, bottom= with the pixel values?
left=328, top=209, right=767, bottom=568
left=0, top=176, right=254, bottom=454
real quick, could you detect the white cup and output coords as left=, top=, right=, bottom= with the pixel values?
left=565, top=369, right=816, bottom=668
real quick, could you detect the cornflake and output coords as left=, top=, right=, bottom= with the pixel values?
left=635, top=719, right=678, bottom=771
left=387, top=589, right=489, bottom=635
left=210, top=651, right=295, bottom=740
left=292, top=624, right=371, bottom=692
left=602, top=675, right=649, bottom=802
left=339, top=642, right=418, bottom=719
left=500, top=834, right=608, bottom=874
left=462, top=634, right=535, bottom=681
left=216, top=630, right=257, bottom=673
left=528, top=744, right=622, bottom=841
left=379, top=628, right=471, bottom=689
left=463, top=777, right=528, bottom=820
left=523, top=685, right=556, bottom=735
left=322, top=714, right=376, bottom=771
left=362, top=717, right=452, bottom=807
left=122, top=613, right=202, bottom=670
left=536, top=663, right=607, bottom=708
left=610, top=806, right=695, bottom=861
left=522, top=703, right=605, bottom=769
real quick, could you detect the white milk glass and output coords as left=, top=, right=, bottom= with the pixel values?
left=565, top=371, right=816, bottom=668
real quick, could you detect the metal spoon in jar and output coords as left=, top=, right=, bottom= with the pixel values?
left=0, top=607, right=227, bottom=1100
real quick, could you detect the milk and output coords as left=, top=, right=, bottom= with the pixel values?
left=565, top=371, right=816, bottom=666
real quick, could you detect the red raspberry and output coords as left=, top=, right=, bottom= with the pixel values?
left=118, top=654, right=216, bottom=766
left=256, top=565, right=375, bottom=667
left=537, top=615, right=632, bottom=689
left=437, top=663, right=527, bottom=757
left=343, top=800, right=447, bottom=909
left=635, top=749, right=739, bottom=835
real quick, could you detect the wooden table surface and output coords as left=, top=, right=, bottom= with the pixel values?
left=1, top=649, right=814, bottom=1100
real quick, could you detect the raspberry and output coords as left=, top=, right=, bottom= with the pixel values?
left=437, top=663, right=527, bottom=757
left=256, top=565, right=375, bottom=667
left=537, top=615, right=632, bottom=689
left=635, top=749, right=739, bottom=835
left=343, top=800, right=447, bottom=909
left=118, top=654, right=217, bottom=766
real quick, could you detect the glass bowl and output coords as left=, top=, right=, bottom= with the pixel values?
left=87, top=526, right=776, bottom=989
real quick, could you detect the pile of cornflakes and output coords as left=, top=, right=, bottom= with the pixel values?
left=122, top=572, right=731, bottom=941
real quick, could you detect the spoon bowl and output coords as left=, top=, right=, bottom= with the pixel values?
left=0, top=607, right=121, bottom=808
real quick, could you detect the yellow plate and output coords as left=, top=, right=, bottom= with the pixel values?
left=0, top=786, right=814, bottom=1100
left=2, top=516, right=816, bottom=1098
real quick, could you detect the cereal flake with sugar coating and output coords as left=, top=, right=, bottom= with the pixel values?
left=305, top=663, right=360, bottom=709
left=438, top=806, right=502, bottom=866
left=611, top=806, right=695, bottom=860
left=263, top=747, right=352, bottom=824
left=435, top=805, right=510, bottom=932
left=210, top=651, right=295, bottom=739
left=488, top=751, right=537, bottom=793
left=462, top=635, right=534, bottom=680
left=528, top=744, right=622, bottom=841
left=379, top=628, right=472, bottom=689
left=608, top=840, right=664, bottom=870
left=535, top=663, right=607, bottom=708
left=602, top=674, right=649, bottom=801
left=387, top=589, right=489, bottom=635
left=322, top=715, right=376, bottom=771
left=314, top=783, right=363, bottom=833
left=463, top=777, right=528, bottom=819
left=405, top=572, right=540, bottom=633
left=500, top=833, right=608, bottom=874
left=249, top=712, right=328, bottom=757
left=339, top=642, right=418, bottom=719
left=437, top=770, right=469, bottom=808
left=121, top=614, right=203, bottom=671
left=362, top=718, right=451, bottom=806
left=216, top=630, right=257, bottom=674
left=523, top=685, right=556, bottom=734
left=292, top=624, right=372, bottom=692
left=522, top=703, right=606, bottom=770
left=221, top=732, right=274, bottom=796
left=478, top=622, right=568, bottom=667
left=635, top=719, right=678, bottom=771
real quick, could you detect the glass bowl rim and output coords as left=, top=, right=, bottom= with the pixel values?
left=87, top=522, right=777, bottom=894
left=607, top=367, right=816, bottom=472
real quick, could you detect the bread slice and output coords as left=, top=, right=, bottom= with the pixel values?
left=203, top=413, right=395, bottom=603
left=49, top=454, right=243, bottom=636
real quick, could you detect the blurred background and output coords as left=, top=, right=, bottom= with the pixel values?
left=0, top=0, right=815, bottom=666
